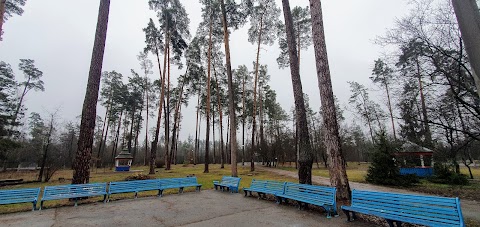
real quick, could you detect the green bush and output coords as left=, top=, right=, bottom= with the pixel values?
left=365, top=131, right=419, bottom=187
left=429, top=163, right=468, bottom=185
left=125, top=174, right=152, bottom=181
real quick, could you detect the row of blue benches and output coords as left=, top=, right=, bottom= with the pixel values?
left=242, top=179, right=337, bottom=218
left=0, top=177, right=201, bottom=211
left=1, top=176, right=466, bottom=226
left=241, top=179, right=465, bottom=227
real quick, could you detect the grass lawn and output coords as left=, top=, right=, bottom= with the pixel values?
left=278, top=162, right=369, bottom=182
left=0, top=164, right=298, bottom=214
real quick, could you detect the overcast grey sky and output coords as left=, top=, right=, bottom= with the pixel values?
left=0, top=0, right=410, bottom=140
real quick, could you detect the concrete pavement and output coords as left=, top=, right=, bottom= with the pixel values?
left=0, top=190, right=373, bottom=227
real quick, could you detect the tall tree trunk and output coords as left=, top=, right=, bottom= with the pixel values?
left=220, top=0, right=237, bottom=176
left=214, top=72, right=225, bottom=169
left=204, top=12, right=214, bottom=173
left=198, top=115, right=202, bottom=163
left=242, top=74, right=246, bottom=166
left=112, top=110, right=123, bottom=167
left=11, top=77, right=30, bottom=133
left=133, top=108, right=142, bottom=163
left=251, top=15, right=264, bottom=172
left=259, top=88, right=266, bottom=165
left=68, top=130, right=75, bottom=168
left=38, top=116, right=54, bottom=182
left=194, top=93, right=201, bottom=165
left=174, top=107, right=181, bottom=165
left=100, top=116, right=111, bottom=168
left=169, top=77, right=186, bottom=167
left=226, top=116, right=230, bottom=163
left=0, top=0, right=5, bottom=41
left=144, top=67, right=150, bottom=166
left=72, top=0, right=110, bottom=184
left=294, top=120, right=298, bottom=169
left=165, top=44, right=171, bottom=169
left=127, top=106, right=136, bottom=154
left=385, top=84, right=396, bottom=139
left=282, top=0, right=313, bottom=184
left=149, top=30, right=169, bottom=174
left=361, top=94, right=375, bottom=143
left=96, top=100, right=110, bottom=168
left=452, top=0, right=480, bottom=98
left=212, top=104, right=216, bottom=164
left=416, top=59, right=432, bottom=147
left=309, top=0, right=351, bottom=205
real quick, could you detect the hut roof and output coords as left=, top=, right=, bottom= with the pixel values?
left=396, top=141, right=433, bottom=155
left=115, top=149, right=133, bottom=159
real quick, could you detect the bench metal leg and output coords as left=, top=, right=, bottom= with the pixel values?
left=179, top=187, right=184, bottom=194
left=196, top=186, right=201, bottom=192
left=342, top=209, right=355, bottom=222
left=134, top=192, right=138, bottom=199
left=40, top=201, right=44, bottom=210
left=386, top=220, right=402, bottom=227
left=275, top=196, right=281, bottom=204
left=103, top=195, right=107, bottom=203
left=74, top=198, right=78, bottom=207
left=244, top=190, right=248, bottom=196
left=32, top=201, right=36, bottom=211
left=296, top=201, right=305, bottom=210
left=159, top=190, right=164, bottom=197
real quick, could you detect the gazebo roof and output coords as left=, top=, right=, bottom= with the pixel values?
left=115, top=149, right=133, bottom=159
left=395, top=141, right=433, bottom=156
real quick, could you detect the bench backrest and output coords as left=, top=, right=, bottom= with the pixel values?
left=108, top=179, right=160, bottom=194
left=158, top=177, right=199, bottom=188
left=351, top=190, right=464, bottom=227
left=283, top=182, right=336, bottom=206
left=0, top=187, right=41, bottom=205
left=249, top=179, right=285, bottom=193
left=43, top=183, right=107, bottom=200
left=220, top=176, right=241, bottom=187
left=170, top=177, right=198, bottom=186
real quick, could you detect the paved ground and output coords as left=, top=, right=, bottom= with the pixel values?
left=0, top=190, right=373, bottom=227
left=257, top=165, right=480, bottom=223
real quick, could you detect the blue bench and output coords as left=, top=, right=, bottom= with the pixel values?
left=158, top=177, right=202, bottom=196
left=213, top=176, right=241, bottom=193
left=275, top=182, right=337, bottom=218
left=0, top=187, right=41, bottom=211
left=243, top=179, right=285, bottom=199
left=107, top=179, right=161, bottom=201
left=342, top=190, right=465, bottom=227
left=40, top=183, right=107, bottom=209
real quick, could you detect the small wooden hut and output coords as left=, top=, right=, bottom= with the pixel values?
left=395, top=141, right=434, bottom=177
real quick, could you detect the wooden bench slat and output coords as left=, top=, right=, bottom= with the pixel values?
left=243, top=179, right=285, bottom=197
left=275, top=182, right=337, bottom=217
left=158, top=177, right=202, bottom=196
left=352, top=200, right=461, bottom=218
left=108, top=179, right=161, bottom=200
left=40, top=183, right=107, bottom=210
left=213, top=176, right=241, bottom=193
left=0, top=187, right=40, bottom=211
left=341, top=190, right=464, bottom=227
left=344, top=205, right=460, bottom=226
left=350, top=204, right=461, bottom=224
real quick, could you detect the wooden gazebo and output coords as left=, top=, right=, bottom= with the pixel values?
left=394, top=141, right=434, bottom=177
left=115, top=149, right=133, bottom=172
